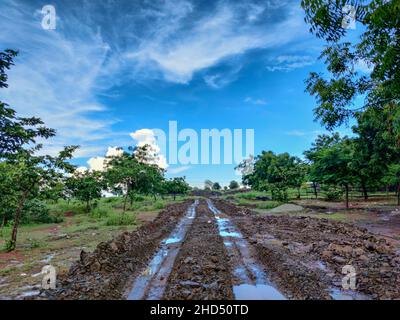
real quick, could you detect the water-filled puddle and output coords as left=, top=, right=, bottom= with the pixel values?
left=330, top=288, right=370, bottom=300
left=233, top=284, right=286, bottom=300
left=207, top=199, right=286, bottom=300
left=127, top=200, right=198, bottom=300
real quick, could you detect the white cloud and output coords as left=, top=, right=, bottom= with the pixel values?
left=244, top=97, right=267, bottom=105
left=266, top=55, right=315, bottom=72
left=0, top=0, right=123, bottom=158
left=355, top=59, right=373, bottom=74
left=130, top=129, right=168, bottom=169
left=285, top=130, right=306, bottom=136
left=168, top=166, right=191, bottom=174
left=125, top=1, right=308, bottom=83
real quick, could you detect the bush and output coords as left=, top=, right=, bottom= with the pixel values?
left=105, top=213, right=136, bottom=226
left=21, top=199, right=63, bottom=224
left=324, top=188, right=343, bottom=201
left=255, top=201, right=281, bottom=210
left=90, top=206, right=112, bottom=219
left=153, top=201, right=165, bottom=210
left=131, top=195, right=145, bottom=202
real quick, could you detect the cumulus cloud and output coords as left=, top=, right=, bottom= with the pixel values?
left=130, top=129, right=168, bottom=169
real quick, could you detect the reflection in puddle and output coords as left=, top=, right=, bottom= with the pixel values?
left=207, top=200, right=286, bottom=300
left=128, top=200, right=198, bottom=300
left=233, top=284, right=286, bottom=300
left=330, top=288, right=370, bottom=300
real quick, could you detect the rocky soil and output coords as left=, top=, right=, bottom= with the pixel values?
left=42, top=200, right=193, bottom=300
left=35, top=198, right=400, bottom=300
left=163, top=200, right=234, bottom=300
left=213, top=199, right=400, bottom=299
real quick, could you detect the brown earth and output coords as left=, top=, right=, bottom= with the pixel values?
left=41, top=200, right=193, bottom=300
left=163, top=200, right=234, bottom=300
left=213, top=199, right=400, bottom=299
left=34, top=197, right=400, bottom=300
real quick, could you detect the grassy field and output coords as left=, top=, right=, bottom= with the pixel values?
left=0, top=195, right=189, bottom=298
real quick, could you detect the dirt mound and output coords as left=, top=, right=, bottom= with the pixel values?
left=163, top=200, right=234, bottom=300
left=42, top=200, right=193, bottom=300
left=268, top=203, right=304, bottom=213
left=212, top=199, right=252, bottom=216
left=214, top=199, right=400, bottom=299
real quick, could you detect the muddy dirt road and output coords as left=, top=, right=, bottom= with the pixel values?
left=44, top=198, right=400, bottom=300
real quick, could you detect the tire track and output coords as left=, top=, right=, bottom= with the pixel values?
left=127, top=200, right=199, bottom=300
left=163, top=200, right=234, bottom=300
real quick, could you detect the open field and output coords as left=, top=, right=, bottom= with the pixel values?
left=0, top=196, right=190, bottom=299
left=1, top=192, right=394, bottom=300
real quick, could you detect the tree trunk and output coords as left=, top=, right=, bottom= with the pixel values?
left=153, top=194, right=157, bottom=201
left=397, top=183, right=400, bottom=206
left=86, top=200, right=90, bottom=212
left=297, top=187, right=301, bottom=199
left=312, top=182, right=318, bottom=199
left=361, top=182, right=368, bottom=200
left=345, top=184, right=349, bottom=209
left=173, top=194, right=176, bottom=201
left=9, top=190, right=29, bottom=251
left=123, top=192, right=129, bottom=213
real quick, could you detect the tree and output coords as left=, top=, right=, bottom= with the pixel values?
left=302, top=1, right=400, bottom=201
left=104, top=145, right=164, bottom=212
left=306, top=135, right=356, bottom=208
left=302, top=0, right=399, bottom=130
left=164, top=177, right=190, bottom=200
left=0, top=50, right=77, bottom=251
left=212, top=182, right=221, bottom=190
left=1, top=50, right=56, bottom=158
left=242, top=151, right=306, bottom=202
left=66, top=170, right=104, bottom=212
left=229, top=180, right=239, bottom=190
left=204, top=179, right=213, bottom=190
left=382, top=164, right=400, bottom=206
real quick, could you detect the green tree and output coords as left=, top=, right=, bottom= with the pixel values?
left=212, top=182, right=221, bottom=190
left=302, top=1, right=400, bottom=202
left=302, top=0, right=399, bottom=130
left=66, top=170, right=104, bottom=212
left=204, top=179, right=213, bottom=190
left=242, top=151, right=305, bottom=202
left=229, top=180, right=240, bottom=190
left=0, top=50, right=77, bottom=251
left=164, top=177, right=190, bottom=200
left=382, top=164, right=400, bottom=206
left=105, top=145, right=164, bottom=212
left=306, top=135, right=356, bottom=208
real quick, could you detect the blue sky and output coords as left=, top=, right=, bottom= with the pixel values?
left=0, top=0, right=363, bottom=187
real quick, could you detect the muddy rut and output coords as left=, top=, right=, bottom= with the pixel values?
left=43, top=198, right=400, bottom=300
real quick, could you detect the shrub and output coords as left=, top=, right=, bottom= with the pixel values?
left=90, top=206, right=112, bottom=219
left=153, top=201, right=165, bottom=210
left=324, top=188, right=343, bottom=201
left=21, top=199, right=63, bottom=224
left=105, top=213, right=136, bottom=226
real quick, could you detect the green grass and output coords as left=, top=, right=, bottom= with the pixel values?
left=105, top=213, right=136, bottom=226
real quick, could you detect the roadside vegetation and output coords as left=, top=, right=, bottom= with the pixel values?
left=235, top=1, right=400, bottom=209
